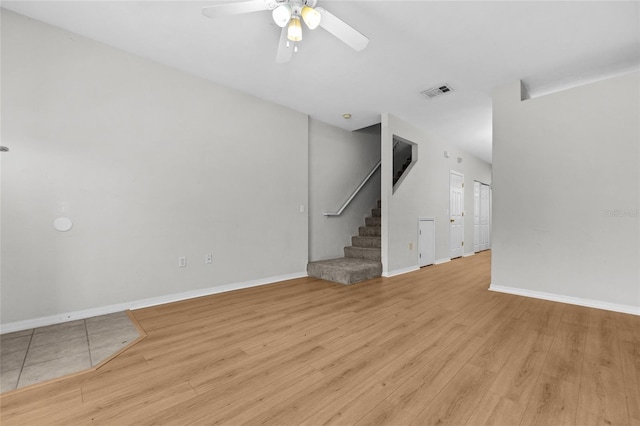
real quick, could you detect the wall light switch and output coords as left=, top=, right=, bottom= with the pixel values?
left=299, top=204, right=305, bottom=213
left=206, top=254, right=213, bottom=264
left=179, top=256, right=186, bottom=267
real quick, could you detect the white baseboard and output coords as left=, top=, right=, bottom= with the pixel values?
left=0, top=303, right=139, bottom=335
left=463, top=252, right=475, bottom=258
left=0, top=271, right=308, bottom=334
left=382, top=265, right=420, bottom=278
left=489, top=284, right=640, bottom=316
left=435, top=258, right=451, bottom=265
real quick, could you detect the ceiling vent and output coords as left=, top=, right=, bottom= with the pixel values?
left=421, top=84, right=454, bottom=99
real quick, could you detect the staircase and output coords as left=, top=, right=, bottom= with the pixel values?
left=307, top=201, right=382, bottom=285
left=393, top=157, right=412, bottom=185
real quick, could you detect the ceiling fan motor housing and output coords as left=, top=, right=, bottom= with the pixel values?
left=272, top=0, right=316, bottom=15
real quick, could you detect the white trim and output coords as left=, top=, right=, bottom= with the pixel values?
left=382, top=265, right=420, bottom=278
left=0, top=271, right=308, bottom=334
left=462, top=252, right=475, bottom=257
left=435, top=258, right=451, bottom=265
left=489, top=284, right=640, bottom=316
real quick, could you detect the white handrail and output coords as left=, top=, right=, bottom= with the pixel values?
left=323, top=161, right=381, bottom=216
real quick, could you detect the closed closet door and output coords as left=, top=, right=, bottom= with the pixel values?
left=449, top=171, right=464, bottom=259
left=474, top=181, right=491, bottom=252
left=480, top=183, right=491, bottom=250
left=474, top=182, right=480, bottom=252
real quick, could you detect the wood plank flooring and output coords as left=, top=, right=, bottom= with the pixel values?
left=1, top=251, right=639, bottom=425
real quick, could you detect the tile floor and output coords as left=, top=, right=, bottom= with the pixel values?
left=0, top=311, right=141, bottom=393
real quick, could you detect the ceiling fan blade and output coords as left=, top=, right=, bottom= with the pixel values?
left=315, top=7, right=369, bottom=52
left=276, top=26, right=294, bottom=63
left=202, top=0, right=270, bottom=18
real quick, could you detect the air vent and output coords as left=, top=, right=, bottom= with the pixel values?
left=421, top=84, right=454, bottom=99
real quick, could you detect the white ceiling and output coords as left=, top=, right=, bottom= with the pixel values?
left=3, top=1, right=639, bottom=163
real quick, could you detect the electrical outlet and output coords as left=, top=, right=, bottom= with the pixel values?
left=205, top=254, right=213, bottom=264
left=179, top=256, right=186, bottom=267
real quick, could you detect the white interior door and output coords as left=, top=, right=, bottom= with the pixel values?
left=449, top=171, right=464, bottom=259
left=418, top=219, right=435, bottom=267
left=473, top=181, right=480, bottom=252
left=480, top=183, right=491, bottom=251
left=474, top=181, right=491, bottom=252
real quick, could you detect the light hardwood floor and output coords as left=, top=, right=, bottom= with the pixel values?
left=1, top=251, right=639, bottom=425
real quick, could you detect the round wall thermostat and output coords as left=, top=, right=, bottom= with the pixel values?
left=53, top=217, right=73, bottom=232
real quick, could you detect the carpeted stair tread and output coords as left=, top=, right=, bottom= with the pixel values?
left=359, top=226, right=381, bottom=237
left=344, top=246, right=381, bottom=261
left=365, top=216, right=381, bottom=227
left=352, top=236, right=381, bottom=248
left=307, top=258, right=382, bottom=285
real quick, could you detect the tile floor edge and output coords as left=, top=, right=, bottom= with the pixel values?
left=0, top=310, right=147, bottom=397
left=93, top=310, right=147, bottom=371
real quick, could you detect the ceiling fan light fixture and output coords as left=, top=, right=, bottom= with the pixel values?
left=301, top=6, right=321, bottom=29
left=272, top=4, right=292, bottom=28
left=287, top=15, right=302, bottom=41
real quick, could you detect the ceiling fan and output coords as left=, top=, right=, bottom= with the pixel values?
left=202, top=0, right=369, bottom=63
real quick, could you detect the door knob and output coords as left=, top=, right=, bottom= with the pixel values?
left=450, top=219, right=455, bottom=223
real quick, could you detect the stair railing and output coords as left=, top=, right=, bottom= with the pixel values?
left=323, top=161, right=381, bottom=216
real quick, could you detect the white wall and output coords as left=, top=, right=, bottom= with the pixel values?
left=308, top=120, right=380, bottom=261
left=1, top=10, right=309, bottom=327
left=491, top=73, right=640, bottom=313
left=381, top=113, right=492, bottom=276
